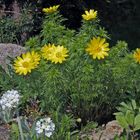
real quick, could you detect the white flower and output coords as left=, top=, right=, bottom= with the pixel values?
left=0, top=89, right=21, bottom=110
left=35, top=117, right=55, bottom=137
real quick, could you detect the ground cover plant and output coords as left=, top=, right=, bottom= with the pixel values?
left=0, top=3, right=34, bottom=44
left=0, top=4, right=140, bottom=140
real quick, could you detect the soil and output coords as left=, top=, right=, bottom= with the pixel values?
left=0, top=124, right=10, bottom=140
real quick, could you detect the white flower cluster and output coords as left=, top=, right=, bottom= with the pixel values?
left=0, top=90, right=20, bottom=110
left=35, top=117, right=55, bottom=137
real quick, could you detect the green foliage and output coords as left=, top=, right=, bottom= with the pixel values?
left=0, top=17, right=17, bottom=43
left=81, top=121, right=98, bottom=132
left=114, top=100, right=140, bottom=139
left=25, top=36, right=41, bottom=50
left=41, top=12, right=75, bottom=46
left=10, top=123, right=19, bottom=140
left=1, top=7, right=140, bottom=122
left=0, top=5, right=140, bottom=139
left=0, top=5, right=34, bottom=44
left=10, top=110, right=78, bottom=140
left=114, top=135, right=127, bottom=140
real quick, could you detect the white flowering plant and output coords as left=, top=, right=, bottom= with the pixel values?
left=10, top=111, right=78, bottom=140
left=0, top=89, right=21, bottom=123
left=35, top=117, right=55, bottom=138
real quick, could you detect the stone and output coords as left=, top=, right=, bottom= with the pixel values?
left=80, top=120, right=123, bottom=140
left=104, top=120, right=123, bottom=138
left=0, top=125, right=10, bottom=140
left=0, top=43, right=26, bottom=72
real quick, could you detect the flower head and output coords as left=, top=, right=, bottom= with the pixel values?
left=14, top=51, right=40, bottom=75
left=82, top=9, right=97, bottom=21
left=41, top=44, right=56, bottom=61
left=35, top=117, right=55, bottom=137
left=133, top=48, right=140, bottom=64
left=51, top=45, right=69, bottom=64
left=0, top=90, right=21, bottom=110
left=42, top=5, right=59, bottom=13
left=41, top=44, right=69, bottom=64
left=86, top=37, right=110, bottom=60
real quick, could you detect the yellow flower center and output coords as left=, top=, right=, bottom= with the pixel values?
left=94, top=46, right=102, bottom=53
left=22, top=61, right=29, bottom=68
left=56, top=52, right=62, bottom=58
left=48, top=51, right=52, bottom=54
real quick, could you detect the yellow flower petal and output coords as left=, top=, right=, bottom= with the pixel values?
left=41, top=44, right=68, bottom=64
left=30, top=51, right=40, bottom=68
left=42, top=5, right=60, bottom=13
left=86, top=37, right=110, bottom=60
left=133, top=48, right=140, bottom=64
left=50, top=45, right=69, bottom=64
left=13, top=51, right=40, bottom=75
left=41, top=44, right=56, bottom=60
left=82, top=9, right=97, bottom=21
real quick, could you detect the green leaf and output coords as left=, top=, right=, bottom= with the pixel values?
left=134, top=114, right=140, bottom=131
left=131, top=100, right=137, bottom=110
left=119, top=102, right=130, bottom=112
left=120, top=102, right=128, bottom=108
left=11, top=123, right=19, bottom=136
left=116, top=115, right=128, bottom=129
left=125, top=110, right=134, bottom=126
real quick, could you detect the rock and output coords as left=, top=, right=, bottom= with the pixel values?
left=0, top=43, right=26, bottom=72
left=81, top=120, right=123, bottom=140
left=0, top=125, right=10, bottom=140
left=104, top=120, right=123, bottom=138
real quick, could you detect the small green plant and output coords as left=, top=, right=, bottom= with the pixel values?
left=0, top=90, right=78, bottom=140
left=0, top=4, right=34, bottom=44
left=114, top=100, right=140, bottom=139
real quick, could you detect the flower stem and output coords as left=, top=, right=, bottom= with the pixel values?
left=17, top=114, right=24, bottom=140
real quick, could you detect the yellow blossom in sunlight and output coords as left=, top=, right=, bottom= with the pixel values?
left=42, top=5, right=60, bottom=13
left=82, top=9, right=97, bottom=20
left=30, top=51, right=40, bottom=68
left=133, top=48, right=140, bottom=64
left=14, top=52, right=35, bottom=75
left=41, top=44, right=56, bottom=61
left=50, top=45, right=69, bottom=64
left=86, top=37, right=110, bottom=60
left=14, top=51, right=40, bottom=75
left=41, top=44, right=68, bottom=64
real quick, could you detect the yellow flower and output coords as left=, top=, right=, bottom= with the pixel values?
left=14, top=51, right=40, bottom=75
left=50, top=45, right=69, bottom=64
left=41, top=44, right=68, bottom=64
left=14, top=52, right=35, bottom=75
left=30, top=51, right=40, bottom=68
left=133, top=48, right=140, bottom=64
left=42, top=5, right=60, bottom=13
left=41, top=44, right=56, bottom=60
left=86, top=37, right=110, bottom=60
left=82, top=9, right=97, bottom=20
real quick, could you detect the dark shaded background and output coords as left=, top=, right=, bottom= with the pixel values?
left=59, top=0, right=140, bottom=49
left=0, top=0, right=140, bottom=49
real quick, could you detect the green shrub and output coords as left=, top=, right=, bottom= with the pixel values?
left=1, top=6, right=140, bottom=122
left=114, top=100, right=140, bottom=139
left=0, top=5, right=34, bottom=44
